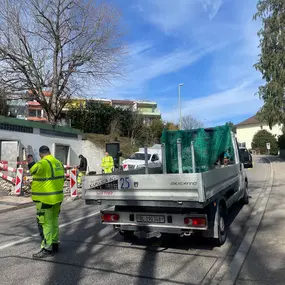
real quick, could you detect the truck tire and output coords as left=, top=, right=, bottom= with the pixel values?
left=240, top=183, right=249, bottom=205
left=212, top=206, right=227, bottom=246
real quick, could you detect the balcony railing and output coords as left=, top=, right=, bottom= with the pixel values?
left=138, top=108, right=161, bottom=116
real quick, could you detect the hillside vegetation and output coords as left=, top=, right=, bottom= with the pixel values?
left=85, top=133, right=138, bottom=158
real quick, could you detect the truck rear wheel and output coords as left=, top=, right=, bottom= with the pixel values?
left=212, top=206, right=227, bottom=246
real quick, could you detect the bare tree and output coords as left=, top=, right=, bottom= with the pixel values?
left=182, top=114, right=204, bottom=130
left=0, top=0, right=126, bottom=123
left=0, top=89, right=9, bottom=116
left=108, top=117, right=121, bottom=137
left=128, top=111, right=144, bottom=146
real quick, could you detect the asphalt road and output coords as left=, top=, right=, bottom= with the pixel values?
left=0, top=157, right=270, bottom=285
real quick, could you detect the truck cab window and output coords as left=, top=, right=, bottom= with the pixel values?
left=151, top=154, right=159, bottom=161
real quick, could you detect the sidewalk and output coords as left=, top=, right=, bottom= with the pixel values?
left=217, top=157, right=285, bottom=285
left=0, top=187, right=82, bottom=213
left=0, top=195, right=33, bottom=213
left=234, top=158, right=285, bottom=285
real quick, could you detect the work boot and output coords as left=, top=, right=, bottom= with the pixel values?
left=52, top=243, right=59, bottom=253
left=32, top=248, right=54, bottom=259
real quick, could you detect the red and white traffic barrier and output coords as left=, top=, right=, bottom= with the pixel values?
left=70, top=168, right=77, bottom=197
left=14, top=168, right=23, bottom=195
left=64, top=165, right=77, bottom=170
left=0, top=172, right=16, bottom=184
left=17, top=161, right=28, bottom=165
left=0, top=163, right=17, bottom=172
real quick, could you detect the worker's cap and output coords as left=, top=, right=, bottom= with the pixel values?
left=39, top=145, right=50, bottom=153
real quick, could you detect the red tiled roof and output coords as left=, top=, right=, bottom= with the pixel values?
left=28, top=90, right=52, bottom=97
left=27, top=101, right=41, bottom=106
left=236, top=115, right=262, bottom=126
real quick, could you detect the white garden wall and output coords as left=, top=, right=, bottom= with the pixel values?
left=0, top=116, right=104, bottom=169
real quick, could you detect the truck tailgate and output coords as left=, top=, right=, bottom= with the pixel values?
left=83, top=173, right=204, bottom=203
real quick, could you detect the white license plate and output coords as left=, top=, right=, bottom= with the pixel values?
left=136, top=215, right=165, bottom=223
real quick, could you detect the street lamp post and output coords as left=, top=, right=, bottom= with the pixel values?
left=178, top=83, right=184, bottom=130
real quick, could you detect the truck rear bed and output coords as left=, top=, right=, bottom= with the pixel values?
left=83, top=164, right=240, bottom=207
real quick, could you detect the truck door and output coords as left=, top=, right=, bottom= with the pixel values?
left=235, top=139, right=246, bottom=193
left=232, top=136, right=245, bottom=193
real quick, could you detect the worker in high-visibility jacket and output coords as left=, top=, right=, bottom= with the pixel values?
left=27, top=145, right=64, bottom=259
left=101, top=152, right=114, bottom=174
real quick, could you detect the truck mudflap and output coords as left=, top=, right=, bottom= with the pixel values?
left=100, top=210, right=208, bottom=234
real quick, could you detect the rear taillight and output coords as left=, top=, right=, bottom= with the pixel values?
left=101, top=213, right=120, bottom=222
left=184, top=217, right=206, bottom=227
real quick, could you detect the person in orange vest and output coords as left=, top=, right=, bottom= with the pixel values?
left=101, top=152, right=114, bottom=174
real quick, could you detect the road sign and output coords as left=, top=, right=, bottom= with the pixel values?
left=266, top=143, right=271, bottom=150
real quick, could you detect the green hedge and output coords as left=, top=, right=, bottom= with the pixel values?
left=252, top=130, right=278, bottom=155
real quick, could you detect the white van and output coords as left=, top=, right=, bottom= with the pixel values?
left=122, top=145, right=162, bottom=171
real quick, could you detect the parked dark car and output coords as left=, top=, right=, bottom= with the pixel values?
left=239, top=147, right=253, bottom=168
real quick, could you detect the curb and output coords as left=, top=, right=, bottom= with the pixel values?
left=0, top=192, right=81, bottom=214
left=218, top=157, right=274, bottom=285
left=0, top=201, right=34, bottom=214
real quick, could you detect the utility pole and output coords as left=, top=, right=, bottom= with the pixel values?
left=178, top=83, right=184, bottom=130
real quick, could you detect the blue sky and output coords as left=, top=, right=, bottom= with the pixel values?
left=90, top=0, right=263, bottom=127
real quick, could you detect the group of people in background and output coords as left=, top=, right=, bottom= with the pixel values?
left=77, top=151, right=116, bottom=184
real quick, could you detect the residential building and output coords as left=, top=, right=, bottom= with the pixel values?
left=236, top=115, right=283, bottom=149
left=26, top=101, right=47, bottom=122
left=5, top=91, right=161, bottom=125
left=111, top=99, right=135, bottom=111
left=135, top=101, right=161, bottom=125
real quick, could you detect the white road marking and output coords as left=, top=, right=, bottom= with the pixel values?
left=0, top=211, right=101, bottom=251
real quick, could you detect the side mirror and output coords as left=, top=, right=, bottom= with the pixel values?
left=242, top=154, right=253, bottom=169
left=244, top=163, right=253, bottom=169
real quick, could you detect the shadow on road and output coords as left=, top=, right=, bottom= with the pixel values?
left=11, top=156, right=276, bottom=285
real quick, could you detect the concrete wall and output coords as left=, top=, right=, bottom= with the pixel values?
left=0, top=116, right=106, bottom=170
left=81, top=140, right=104, bottom=174
left=236, top=123, right=283, bottom=149
left=0, top=129, right=82, bottom=165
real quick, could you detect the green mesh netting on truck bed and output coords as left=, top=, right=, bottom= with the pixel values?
left=160, top=125, right=235, bottom=173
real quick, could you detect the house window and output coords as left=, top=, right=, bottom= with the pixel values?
left=239, top=142, right=246, bottom=148
left=28, top=109, right=42, bottom=117
left=28, top=110, right=36, bottom=117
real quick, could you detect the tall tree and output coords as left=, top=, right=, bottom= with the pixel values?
left=254, top=0, right=285, bottom=128
left=181, top=114, right=204, bottom=130
left=226, top=121, right=236, bottom=133
left=164, top=122, right=179, bottom=130
left=0, top=0, right=125, bottom=123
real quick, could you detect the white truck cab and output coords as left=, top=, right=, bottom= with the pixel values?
left=122, top=145, right=162, bottom=171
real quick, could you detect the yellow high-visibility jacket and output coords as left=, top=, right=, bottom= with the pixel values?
left=30, top=155, right=64, bottom=205
left=101, top=156, right=114, bottom=173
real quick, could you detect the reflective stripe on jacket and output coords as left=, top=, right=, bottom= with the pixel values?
left=30, top=155, right=64, bottom=205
